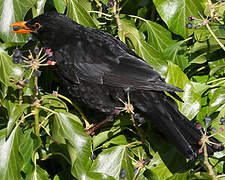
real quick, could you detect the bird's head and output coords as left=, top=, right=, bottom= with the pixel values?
left=10, top=12, right=75, bottom=48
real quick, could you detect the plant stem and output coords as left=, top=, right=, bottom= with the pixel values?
left=205, top=23, right=225, bottom=51
left=34, top=107, right=40, bottom=136
left=203, top=143, right=217, bottom=180
left=56, top=93, right=89, bottom=127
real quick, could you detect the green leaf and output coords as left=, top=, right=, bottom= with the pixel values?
left=54, top=0, right=66, bottom=14
left=162, top=41, right=189, bottom=70
left=0, top=48, right=23, bottom=87
left=52, top=112, right=92, bottom=178
left=166, top=62, right=201, bottom=119
left=120, top=19, right=168, bottom=76
left=20, top=129, right=34, bottom=175
left=0, top=0, right=35, bottom=42
left=6, top=103, right=29, bottom=136
left=208, top=87, right=225, bottom=115
left=91, top=145, right=127, bottom=179
left=32, top=0, right=47, bottom=17
left=139, top=20, right=175, bottom=52
left=153, top=0, right=204, bottom=38
left=25, top=165, right=50, bottom=180
left=0, top=126, right=23, bottom=180
left=67, top=0, right=96, bottom=28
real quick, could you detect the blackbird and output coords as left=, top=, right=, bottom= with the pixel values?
left=11, top=12, right=223, bottom=159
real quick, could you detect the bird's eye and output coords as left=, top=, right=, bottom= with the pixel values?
left=34, top=22, right=42, bottom=30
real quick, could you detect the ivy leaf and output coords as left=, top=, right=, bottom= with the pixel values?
left=0, top=0, right=35, bottom=42
left=208, top=88, right=225, bottom=115
left=139, top=20, right=176, bottom=52
left=153, top=0, right=204, bottom=38
left=54, top=0, right=66, bottom=14
left=52, top=112, right=92, bottom=178
left=91, top=145, right=132, bottom=179
left=0, top=47, right=23, bottom=87
left=162, top=41, right=189, bottom=70
left=25, top=165, right=50, bottom=180
left=0, top=127, right=23, bottom=180
left=67, top=0, right=96, bottom=28
left=166, top=62, right=201, bottom=119
left=120, top=19, right=168, bottom=76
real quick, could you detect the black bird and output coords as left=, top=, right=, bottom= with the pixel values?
left=11, top=12, right=223, bottom=159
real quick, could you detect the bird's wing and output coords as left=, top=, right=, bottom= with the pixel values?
left=54, top=32, right=182, bottom=93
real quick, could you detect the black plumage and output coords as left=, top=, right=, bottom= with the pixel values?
left=13, top=12, right=223, bottom=159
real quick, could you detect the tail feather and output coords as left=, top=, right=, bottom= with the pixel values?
left=133, top=91, right=223, bottom=159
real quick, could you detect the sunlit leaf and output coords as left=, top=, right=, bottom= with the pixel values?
left=0, top=126, right=23, bottom=180
left=153, top=0, right=204, bottom=37
left=67, top=0, right=96, bottom=28
left=120, top=19, right=168, bottom=76
left=0, top=0, right=35, bottom=42
left=52, top=112, right=92, bottom=178
left=166, top=62, right=201, bottom=119
left=0, top=47, right=23, bottom=87
left=91, top=145, right=127, bottom=179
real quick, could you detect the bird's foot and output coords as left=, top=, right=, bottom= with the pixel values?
left=85, top=115, right=114, bottom=136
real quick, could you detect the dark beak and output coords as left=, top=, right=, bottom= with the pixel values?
left=10, top=21, right=34, bottom=33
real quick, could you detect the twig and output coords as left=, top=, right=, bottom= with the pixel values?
left=198, top=12, right=225, bottom=51
left=55, top=92, right=90, bottom=127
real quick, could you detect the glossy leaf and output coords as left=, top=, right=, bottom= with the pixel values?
left=67, top=0, right=96, bottom=28
left=208, top=88, right=225, bottom=115
left=0, top=127, right=23, bottom=180
left=52, top=112, right=92, bottom=178
left=166, top=62, right=201, bottom=119
left=139, top=20, right=175, bottom=52
left=120, top=19, right=168, bottom=76
left=0, top=0, right=35, bottom=42
left=153, top=0, right=203, bottom=37
left=54, top=0, right=66, bottom=14
left=91, top=145, right=127, bottom=179
left=162, top=41, right=189, bottom=70
left=0, top=48, right=23, bottom=87
left=25, top=165, right=50, bottom=180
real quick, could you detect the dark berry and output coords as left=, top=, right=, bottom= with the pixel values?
left=120, top=169, right=126, bottom=179
left=144, top=157, right=150, bottom=164
left=138, top=117, right=144, bottom=124
left=123, top=87, right=131, bottom=93
left=90, top=153, right=96, bottom=160
left=220, top=117, right=225, bottom=125
left=188, top=16, right=195, bottom=21
left=13, top=57, right=23, bottom=64
left=107, top=0, right=114, bottom=7
left=133, top=113, right=140, bottom=119
left=13, top=48, right=22, bottom=58
left=102, top=4, right=108, bottom=12
left=13, top=26, right=20, bottom=31
left=34, top=46, right=39, bottom=55
left=152, top=163, right=157, bottom=167
left=27, top=36, right=33, bottom=42
left=186, top=22, right=193, bottom=29
left=24, top=79, right=30, bottom=84
left=33, top=70, right=41, bottom=77
left=204, top=116, right=211, bottom=126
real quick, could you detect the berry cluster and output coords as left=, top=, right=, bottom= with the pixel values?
left=11, top=44, right=56, bottom=89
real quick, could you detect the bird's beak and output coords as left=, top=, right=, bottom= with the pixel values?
left=10, top=21, right=34, bottom=33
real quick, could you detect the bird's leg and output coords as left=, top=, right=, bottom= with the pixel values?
left=85, top=115, right=114, bottom=136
